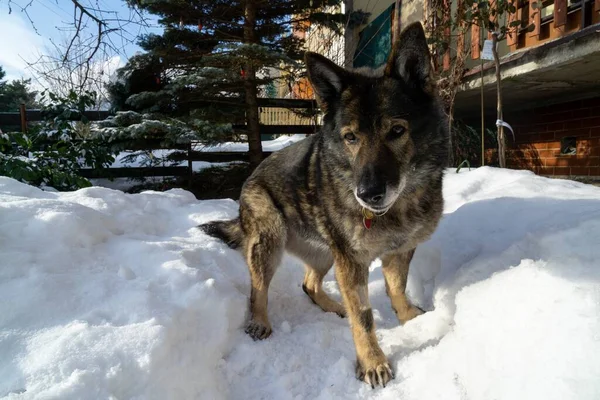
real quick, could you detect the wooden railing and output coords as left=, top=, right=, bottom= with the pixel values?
left=259, top=107, right=320, bottom=125
left=0, top=98, right=321, bottom=182
left=0, top=100, right=320, bottom=130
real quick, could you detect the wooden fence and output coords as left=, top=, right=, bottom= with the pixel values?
left=0, top=99, right=321, bottom=182
left=259, top=107, right=320, bottom=126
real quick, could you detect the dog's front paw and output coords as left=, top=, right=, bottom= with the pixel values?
left=396, top=304, right=424, bottom=324
left=245, top=320, right=272, bottom=340
left=355, top=355, right=394, bottom=388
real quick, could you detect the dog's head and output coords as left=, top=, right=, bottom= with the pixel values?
left=305, top=22, right=446, bottom=213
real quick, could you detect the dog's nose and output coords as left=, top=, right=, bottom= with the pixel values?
left=357, top=184, right=386, bottom=206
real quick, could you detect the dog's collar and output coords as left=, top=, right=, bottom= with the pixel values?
left=362, top=207, right=390, bottom=229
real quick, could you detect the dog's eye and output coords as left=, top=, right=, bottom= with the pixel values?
left=389, top=125, right=406, bottom=139
left=344, top=132, right=358, bottom=144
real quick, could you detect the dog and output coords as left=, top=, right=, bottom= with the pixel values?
left=199, top=22, right=448, bottom=388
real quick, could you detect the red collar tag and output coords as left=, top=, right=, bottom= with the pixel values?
left=362, top=208, right=374, bottom=230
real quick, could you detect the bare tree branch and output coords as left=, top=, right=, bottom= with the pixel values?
left=24, top=34, right=121, bottom=110
left=5, top=0, right=39, bottom=34
left=64, top=4, right=86, bottom=63
left=4, top=0, right=151, bottom=74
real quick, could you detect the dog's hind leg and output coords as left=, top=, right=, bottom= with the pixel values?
left=381, top=249, right=424, bottom=324
left=302, top=262, right=346, bottom=318
left=240, top=185, right=286, bottom=341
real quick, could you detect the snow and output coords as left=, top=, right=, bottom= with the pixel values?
left=195, top=134, right=308, bottom=153
left=110, top=151, right=241, bottom=172
left=1, top=167, right=600, bottom=399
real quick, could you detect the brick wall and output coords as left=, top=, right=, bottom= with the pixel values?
left=492, top=97, right=600, bottom=178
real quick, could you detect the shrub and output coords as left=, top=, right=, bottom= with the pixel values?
left=0, top=90, right=115, bottom=191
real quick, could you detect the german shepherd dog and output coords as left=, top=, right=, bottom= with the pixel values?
left=200, top=22, right=448, bottom=388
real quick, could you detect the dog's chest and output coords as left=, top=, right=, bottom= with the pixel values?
left=348, top=210, right=428, bottom=257
left=353, top=224, right=410, bottom=253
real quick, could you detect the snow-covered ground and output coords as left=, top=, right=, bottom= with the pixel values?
left=1, top=167, right=600, bottom=399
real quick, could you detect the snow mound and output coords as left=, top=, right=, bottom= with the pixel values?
left=1, top=167, right=600, bottom=399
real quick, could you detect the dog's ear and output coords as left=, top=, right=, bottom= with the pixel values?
left=384, top=22, right=432, bottom=91
left=304, top=52, right=347, bottom=109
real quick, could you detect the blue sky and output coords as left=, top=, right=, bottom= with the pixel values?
left=0, top=0, right=159, bottom=81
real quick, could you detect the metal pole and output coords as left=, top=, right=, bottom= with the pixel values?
left=480, top=30, right=485, bottom=166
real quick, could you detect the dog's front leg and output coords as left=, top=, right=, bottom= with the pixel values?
left=334, top=253, right=393, bottom=388
left=381, top=249, right=424, bottom=324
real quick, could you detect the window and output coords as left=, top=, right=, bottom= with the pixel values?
left=353, top=3, right=396, bottom=69
left=560, top=137, right=577, bottom=155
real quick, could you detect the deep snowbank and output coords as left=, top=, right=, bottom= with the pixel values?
left=1, top=167, right=599, bottom=399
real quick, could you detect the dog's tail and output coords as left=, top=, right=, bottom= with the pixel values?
left=198, top=218, right=244, bottom=250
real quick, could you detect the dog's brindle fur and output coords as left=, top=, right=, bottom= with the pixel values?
left=200, top=22, right=448, bottom=388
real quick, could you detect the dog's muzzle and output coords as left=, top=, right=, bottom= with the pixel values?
left=356, top=182, right=386, bottom=208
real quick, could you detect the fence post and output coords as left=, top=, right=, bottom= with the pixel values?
left=187, top=142, right=193, bottom=188
left=19, top=103, right=27, bottom=133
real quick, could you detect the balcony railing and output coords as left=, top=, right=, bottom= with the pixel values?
left=471, top=0, right=599, bottom=59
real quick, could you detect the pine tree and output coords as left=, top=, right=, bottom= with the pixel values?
left=0, top=66, right=39, bottom=113
left=122, top=0, right=344, bottom=168
left=106, top=55, right=164, bottom=113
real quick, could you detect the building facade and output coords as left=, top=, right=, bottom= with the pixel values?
left=346, top=0, right=600, bottom=180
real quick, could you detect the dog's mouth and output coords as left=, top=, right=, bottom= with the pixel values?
left=370, top=205, right=392, bottom=213
left=355, top=199, right=394, bottom=215
left=353, top=177, right=406, bottom=214
left=357, top=200, right=393, bottom=214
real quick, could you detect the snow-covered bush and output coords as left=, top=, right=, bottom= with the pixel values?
left=90, top=111, right=233, bottom=144
left=0, top=90, right=115, bottom=190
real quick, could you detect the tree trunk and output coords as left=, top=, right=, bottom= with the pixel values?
left=491, top=32, right=506, bottom=168
left=447, top=101, right=455, bottom=167
left=243, top=0, right=263, bottom=170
